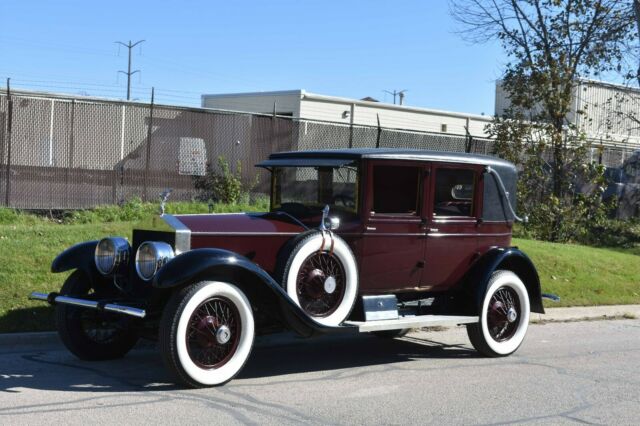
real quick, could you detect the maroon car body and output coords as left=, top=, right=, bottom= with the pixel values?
left=31, top=148, right=545, bottom=387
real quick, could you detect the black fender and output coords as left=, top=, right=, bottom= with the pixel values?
left=51, top=240, right=99, bottom=277
left=461, top=247, right=544, bottom=315
left=153, top=248, right=349, bottom=337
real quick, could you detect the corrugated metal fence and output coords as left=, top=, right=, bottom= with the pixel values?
left=0, top=90, right=636, bottom=210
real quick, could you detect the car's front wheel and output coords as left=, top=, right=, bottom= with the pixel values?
left=159, top=281, right=255, bottom=387
left=55, top=270, right=139, bottom=360
left=466, top=270, right=530, bottom=357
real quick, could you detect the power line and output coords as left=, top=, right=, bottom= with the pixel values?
left=115, top=40, right=146, bottom=100
left=383, top=89, right=408, bottom=105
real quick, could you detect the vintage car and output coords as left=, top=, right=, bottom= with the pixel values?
left=30, top=148, right=545, bottom=387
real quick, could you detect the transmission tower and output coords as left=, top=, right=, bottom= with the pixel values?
left=115, top=39, right=145, bottom=100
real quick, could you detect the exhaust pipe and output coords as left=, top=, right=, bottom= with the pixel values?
left=29, top=292, right=146, bottom=319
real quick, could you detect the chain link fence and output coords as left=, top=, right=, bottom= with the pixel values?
left=0, top=90, right=637, bottom=210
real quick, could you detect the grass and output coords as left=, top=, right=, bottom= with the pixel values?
left=0, top=200, right=268, bottom=333
left=0, top=205, right=637, bottom=333
left=514, top=238, right=640, bottom=308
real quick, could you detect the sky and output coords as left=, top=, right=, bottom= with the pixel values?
left=0, top=0, right=506, bottom=114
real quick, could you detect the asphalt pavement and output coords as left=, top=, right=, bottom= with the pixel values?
left=1, top=318, right=639, bottom=425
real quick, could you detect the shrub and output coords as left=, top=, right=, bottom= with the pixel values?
left=194, top=156, right=258, bottom=204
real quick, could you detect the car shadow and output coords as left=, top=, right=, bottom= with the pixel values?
left=239, top=333, right=479, bottom=379
left=0, top=332, right=479, bottom=394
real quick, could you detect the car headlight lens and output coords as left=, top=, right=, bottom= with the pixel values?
left=135, top=241, right=174, bottom=281
left=95, top=237, right=130, bottom=275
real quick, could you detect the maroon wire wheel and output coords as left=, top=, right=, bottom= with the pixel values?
left=296, top=251, right=346, bottom=317
left=486, top=286, right=521, bottom=342
left=186, top=297, right=241, bottom=369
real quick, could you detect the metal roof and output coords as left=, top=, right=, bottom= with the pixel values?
left=264, top=148, right=515, bottom=170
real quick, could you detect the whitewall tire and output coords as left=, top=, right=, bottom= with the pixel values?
left=279, top=232, right=358, bottom=326
left=467, top=270, right=530, bottom=357
left=159, top=281, right=255, bottom=387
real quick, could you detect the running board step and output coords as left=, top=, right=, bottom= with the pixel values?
left=345, top=315, right=478, bottom=332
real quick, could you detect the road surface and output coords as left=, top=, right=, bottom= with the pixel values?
left=1, top=319, right=639, bottom=425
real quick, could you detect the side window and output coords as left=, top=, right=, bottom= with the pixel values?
left=371, top=165, right=421, bottom=215
left=433, top=168, right=476, bottom=217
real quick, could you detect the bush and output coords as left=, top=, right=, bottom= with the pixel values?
left=194, top=157, right=258, bottom=205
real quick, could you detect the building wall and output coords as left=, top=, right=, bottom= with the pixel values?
left=299, top=97, right=492, bottom=137
left=203, top=90, right=493, bottom=138
left=495, top=80, right=640, bottom=148
left=202, top=91, right=302, bottom=116
left=575, top=81, right=640, bottom=145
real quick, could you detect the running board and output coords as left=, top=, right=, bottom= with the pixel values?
left=345, top=315, right=478, bottom=332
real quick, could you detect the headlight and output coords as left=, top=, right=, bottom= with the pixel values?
left=135, top=242, right=174, bottom=281
left=95, top=237, right=130, bottom=275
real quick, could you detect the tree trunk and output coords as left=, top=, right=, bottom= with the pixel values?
left=636, top=0, right=640, bottom=86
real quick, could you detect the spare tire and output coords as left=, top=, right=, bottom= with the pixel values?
left=276, top=231, right=358, bottom=326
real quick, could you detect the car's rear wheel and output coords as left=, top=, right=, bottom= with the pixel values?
left=278, top=231, right=358, bottom=326
left=467, top=270, right=530, bottom=357
left=159, top=281, right=255, bottom=387
left=55, top=270, right=139, bottom=361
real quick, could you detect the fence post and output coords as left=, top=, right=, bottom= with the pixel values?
left=143, top=88, right=154, bottom=202
left=376, top=114, right=381, bottom=148
left=4, top=78, right=13, bottom=207
left=66, top=100, right=76, bottom=208
left=348, top=103, right=355, bottom=148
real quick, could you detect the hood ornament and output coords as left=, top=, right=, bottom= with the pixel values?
left=159, top=189, right=172, bottom=216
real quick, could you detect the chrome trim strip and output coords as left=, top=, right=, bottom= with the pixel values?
left=162, top=214, right=191, bottom=254
left=429, top=232, right=512, bottom=237
left=29, top=292, right=146, bottom=319
left=192, top=232, right=300, bottom=236
left=362, top=233, right=426, bottom=237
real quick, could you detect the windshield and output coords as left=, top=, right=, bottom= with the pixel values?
left=271, top=166, right=359, bottom=221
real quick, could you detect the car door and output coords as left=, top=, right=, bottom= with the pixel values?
left=359, top=160, right=429, bottom=292
left=422, top=163, right=482, bottom=291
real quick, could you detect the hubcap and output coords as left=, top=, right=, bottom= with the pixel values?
left=296, top=252, right=346, bottom=317
left=487, top=286, right=521, bottom=342
left=324, top=276, right=337, bottom=294
left=186, top=297, right=241, bottom=369
left=216, top=325, right=231, bottom=344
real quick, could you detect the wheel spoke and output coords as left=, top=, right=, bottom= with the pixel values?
left=295, top=251, right=346, bottom=317
left=186, top=296, right=241, bottom=369
left=487, top=286, right=521, bottom=342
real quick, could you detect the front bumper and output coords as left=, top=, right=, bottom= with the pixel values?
left=29, top=291, right=147, bottom=319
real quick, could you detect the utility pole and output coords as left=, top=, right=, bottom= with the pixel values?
left=383, top=89, right=407, bottom=105
left=115, top=39, right=145, bottom=100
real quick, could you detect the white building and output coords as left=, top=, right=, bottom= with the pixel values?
left=495, top=79, right=640, bottom=149
left=202, top=90, right=493, bottom=139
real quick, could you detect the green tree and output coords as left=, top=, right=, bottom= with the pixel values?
left=451, top=0, right=638, bottom=240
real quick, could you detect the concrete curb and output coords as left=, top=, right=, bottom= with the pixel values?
left=1, top=305, right=638, bottom=347
left=532, top=304, right=640, bottom=323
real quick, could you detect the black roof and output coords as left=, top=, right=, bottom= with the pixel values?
left=260, top=148, right=515, bottom=170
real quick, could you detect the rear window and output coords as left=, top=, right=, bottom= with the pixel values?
left=433, top=168, right=476, bottom=217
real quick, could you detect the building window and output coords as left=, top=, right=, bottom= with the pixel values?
left=433, top=168, right=475, bottom=217
left=371, top=165, right=421, bottom=215
left=441, top=124, right=448, bottom=133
